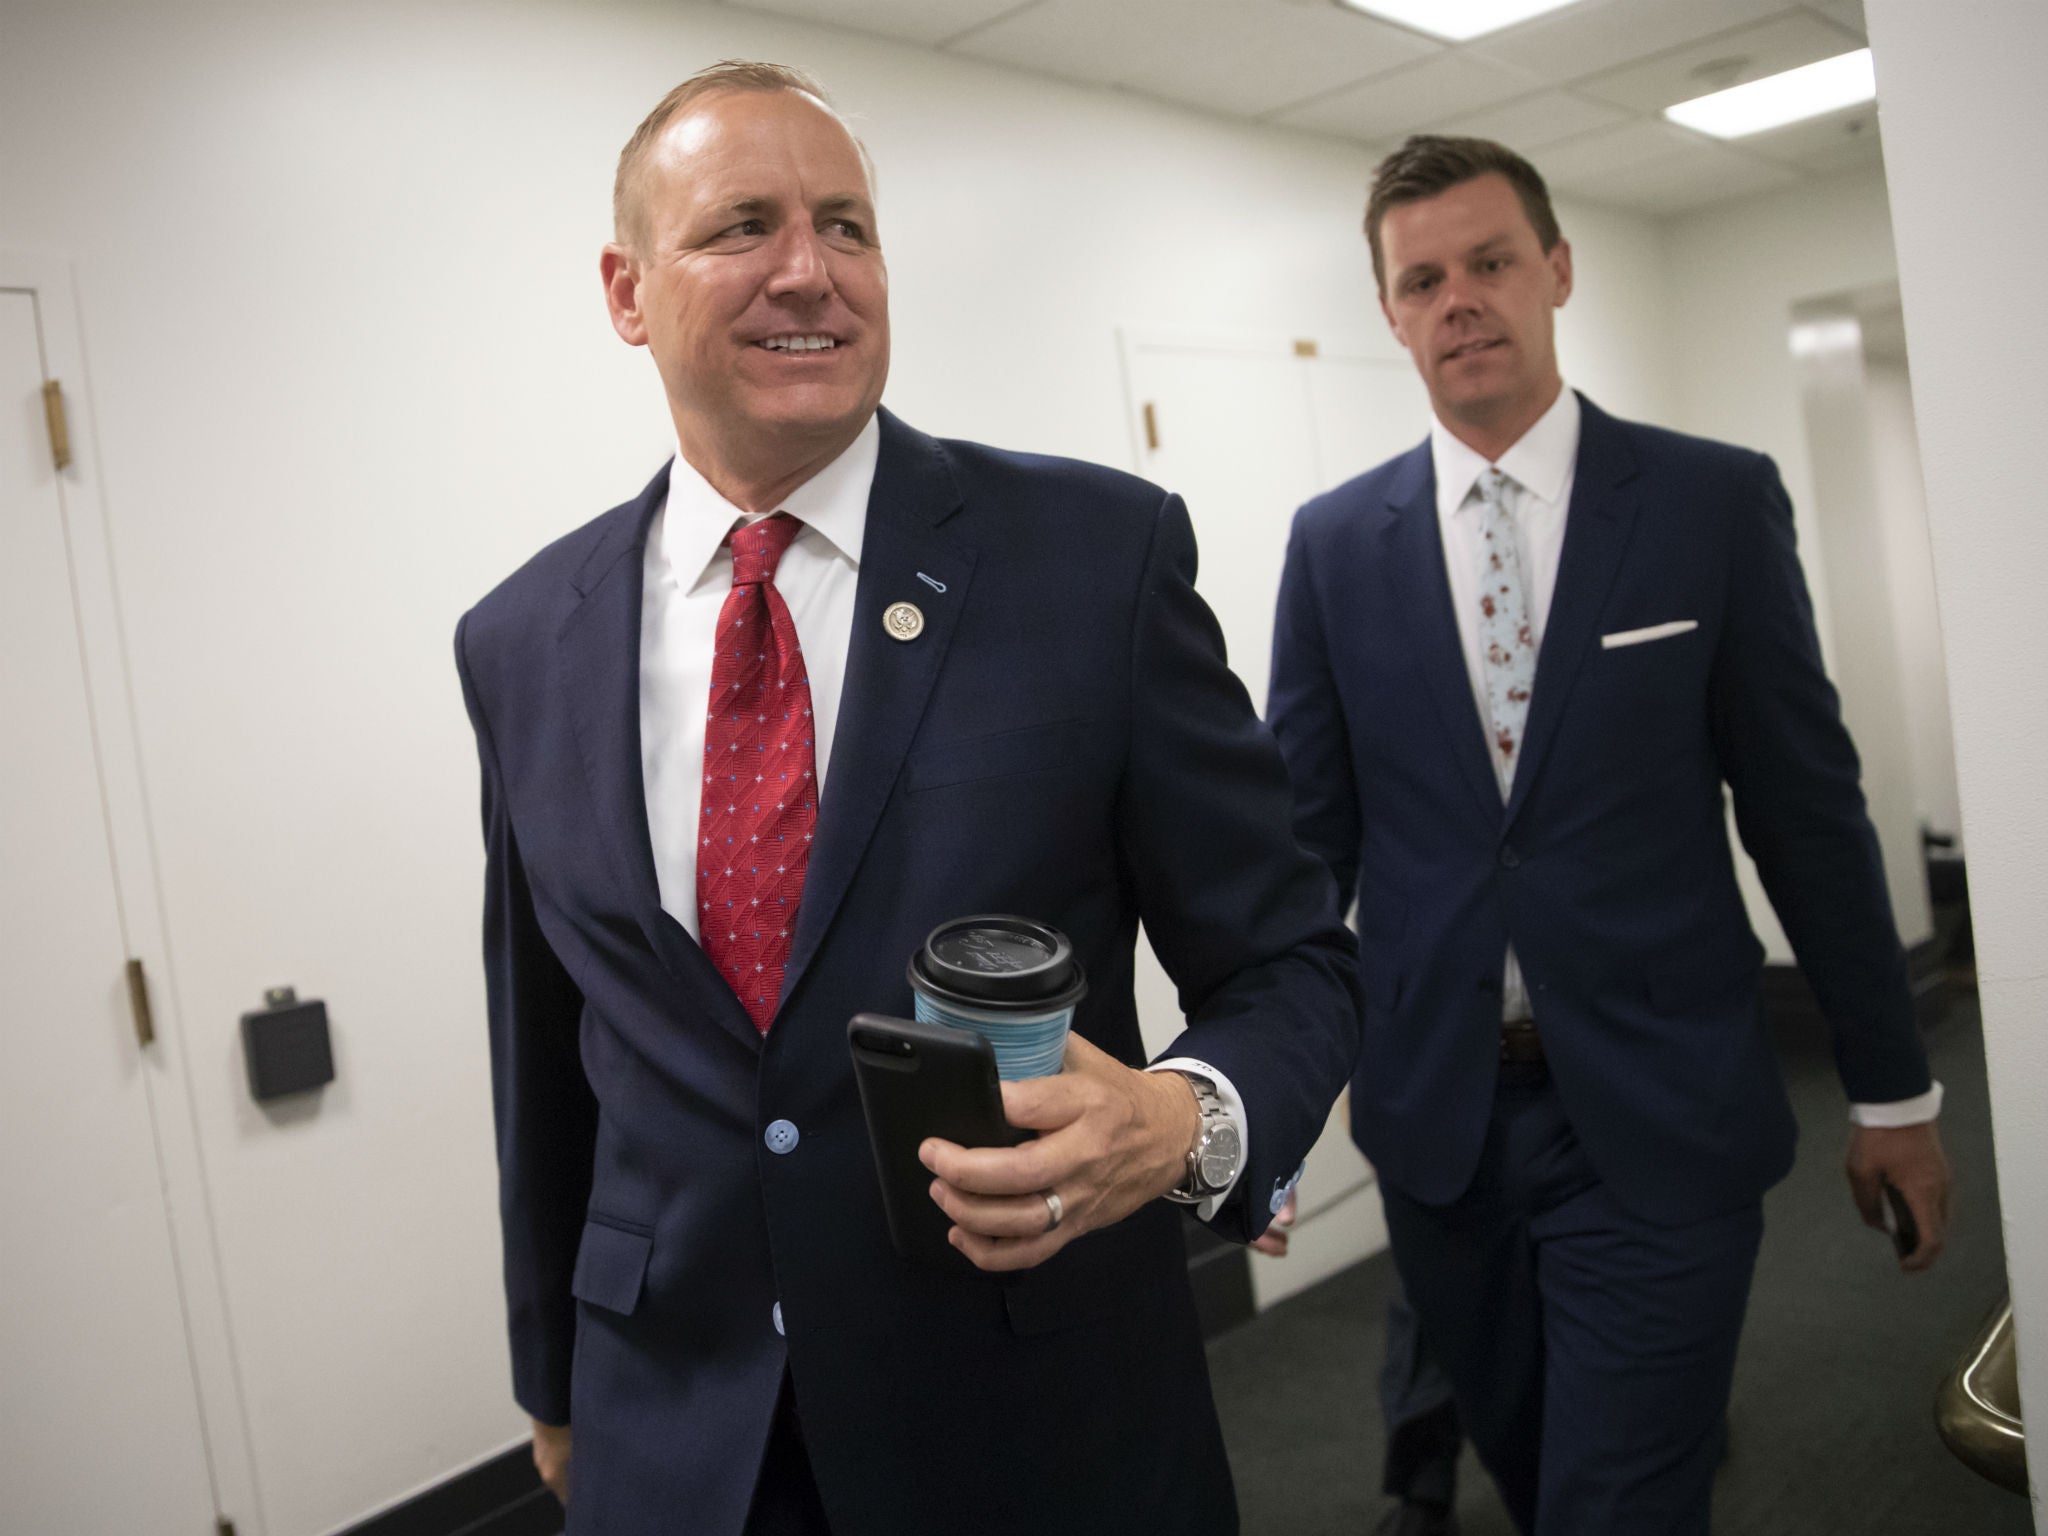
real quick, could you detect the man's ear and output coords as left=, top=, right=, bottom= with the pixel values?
left=1548, top=238, right=1574, bottom=308
left=1379, top=289, right=1404, bottom=348
left=601, top=243, right=649, bottom=346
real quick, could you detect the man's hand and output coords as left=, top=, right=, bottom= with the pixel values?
left=532, top=1418, right=572, bottom=1505
left=1846, top=1120, right=1952, bottom=1273
left=1251, top=1191, right=1297, bottom=1257
left=920, top=1033, right=1199, bottom=1272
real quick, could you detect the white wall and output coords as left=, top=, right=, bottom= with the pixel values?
left=1661, top=167, right=1935, bottom=958
left=0, top=2, right=1680, bottom=1531
left=1866, top=358, right=1962, bottom=841
left=1867, top=0, right=2048, bottom=1518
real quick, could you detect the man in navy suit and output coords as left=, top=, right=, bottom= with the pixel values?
left=1267, top=136, right=1953, bottom=1536
left=455, top=62, right=1357, bottom=1536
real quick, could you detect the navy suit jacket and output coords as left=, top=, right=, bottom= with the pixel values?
left=1268, top=394, right=1930, bottom=1226
left=456, top=409, right=1359, bottom=1536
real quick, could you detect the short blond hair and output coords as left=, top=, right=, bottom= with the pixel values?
left=612, top=60, right=868, bottom=249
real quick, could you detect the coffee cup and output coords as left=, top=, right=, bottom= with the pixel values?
left=906, top=915, right=1087, bottom=1081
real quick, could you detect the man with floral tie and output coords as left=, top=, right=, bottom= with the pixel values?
left=1267, top=134, right=1951, bottom=1536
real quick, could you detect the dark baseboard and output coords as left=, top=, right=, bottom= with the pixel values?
left=336, top=1444, right=560, bottom=1536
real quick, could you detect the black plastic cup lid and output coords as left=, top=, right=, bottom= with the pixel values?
left=907, top=915, right=1087, bottom=1012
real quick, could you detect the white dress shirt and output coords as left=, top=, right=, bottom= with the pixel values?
left=641, top=416, right=878, bottom=936
left=636, top=415, right=1262, bottom=1207
left=1429, top=385, right=1938, bottom=1128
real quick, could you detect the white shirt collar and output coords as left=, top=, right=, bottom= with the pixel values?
left=1431, top=384, right=1581, bottom=518
left=658, top=413, right=880, bottom=594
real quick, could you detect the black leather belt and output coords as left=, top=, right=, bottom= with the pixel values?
left=1500, top=1019, right=1545, bottom=1065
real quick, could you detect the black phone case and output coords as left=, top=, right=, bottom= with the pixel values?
left=848, top=1012, right=1029, bottom=1269
left=1882, top=1179, right=1920, bottom=1259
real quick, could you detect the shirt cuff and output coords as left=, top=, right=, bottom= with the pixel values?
left=1147, top=1057, right=1248, bottom=1221
left=1849, top=1081, right=1944, bottom=1127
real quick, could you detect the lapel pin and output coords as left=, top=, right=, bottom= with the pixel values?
left=883, top=601, right=925, bottom=642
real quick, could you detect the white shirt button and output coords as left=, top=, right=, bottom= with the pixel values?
left=765, top=1119, right=800, bottom=1154
left=772, top=1302, right=785, bottom=1336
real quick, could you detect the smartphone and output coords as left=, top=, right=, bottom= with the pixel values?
left=1881, top=1179, right=1920, bottom=1260
left=848, top=1012, right=1029, bottom=1269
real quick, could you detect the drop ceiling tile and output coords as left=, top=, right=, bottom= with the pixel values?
left=1531, top=117, right=1699, bottom=180
left=1581, top=150, right=1799, bottom=214
left=1735, top=100, right=1883, bottom=172
left=1267, top=50, right=1538, bottom=141
left=1803, top=0, right=1866, bottom=39
left=1577, top=11, right=1863, bottom=113
left=1465, top=0, right=1798, bottom=85
left=944, top=0, right=1441, bottom=117
left=1423, top=89, right=1632, bottom=151
left=1542, top=122, right=1800, bottom=214
left=720, top=0, right=1033, bottom=49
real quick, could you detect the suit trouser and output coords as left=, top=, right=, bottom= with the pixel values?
left=1380, top=1064, right=1762, bottom=1536
left=1380, top=1279, right=1463, bottom=1505
left=745, top=1374, right=832, bottom=1536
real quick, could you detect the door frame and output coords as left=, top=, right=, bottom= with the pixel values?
left=0, top=249, right=265, bottom=1535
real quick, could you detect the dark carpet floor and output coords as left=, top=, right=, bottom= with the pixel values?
left=1205, top=991, right=2031, bottom=1536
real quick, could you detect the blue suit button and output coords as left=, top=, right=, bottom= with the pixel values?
left=772, top=1302, right=785, bottom=1336
left=1498, top=845, right=1521, bottom=870
left=765, top=1119, right=799, bottom=1154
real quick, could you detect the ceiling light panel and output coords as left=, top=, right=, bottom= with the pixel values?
left=1332, top=0, right=1586, bottom=44
left=1664, top=48, right=1876, bottom=139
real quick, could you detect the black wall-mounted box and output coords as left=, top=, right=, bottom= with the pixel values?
left=240, top=989, right=335, bottom=1101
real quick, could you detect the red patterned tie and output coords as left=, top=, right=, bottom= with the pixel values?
left=698, top=513, right=816, bottom=1032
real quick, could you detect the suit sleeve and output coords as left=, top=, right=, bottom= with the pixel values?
left=1708, top=456, right=1932, bottom=1103
left=456, top=612, right=599, bottom=1426
left=1267, top=507, right=1363, bottom=912
left=1116, top=493, right=1362, bottom=1243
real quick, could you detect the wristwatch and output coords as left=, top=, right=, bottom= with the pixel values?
left=1164, top=1071, right=1243, bottom=1204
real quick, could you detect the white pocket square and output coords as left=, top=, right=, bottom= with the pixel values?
left=1601, top=620, right=1699, bottom=650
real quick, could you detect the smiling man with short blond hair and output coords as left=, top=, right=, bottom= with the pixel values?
left=456, top=62, right=1359, bottom=1536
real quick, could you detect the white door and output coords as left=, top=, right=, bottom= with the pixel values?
left=0, top=288, right=221, bottom=1531
left=1121, top=332, right=1431, bottom=1306
left=1304, top=350, right=1434, bottom=490
left=1128, top=341, right=1324, bottom=714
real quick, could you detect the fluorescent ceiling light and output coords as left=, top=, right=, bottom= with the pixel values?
left=1332, top=0, right=1583, bottom=44
left=1789, top=316, right=1862, bottom=360
left=1665, top=49, right=1876, bottom=139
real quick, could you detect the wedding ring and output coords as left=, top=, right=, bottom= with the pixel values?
left=1042, top=1190, right=1065, bottom=1233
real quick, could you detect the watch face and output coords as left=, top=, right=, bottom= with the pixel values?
left=1199, top=1121, right=1243, bottom=1189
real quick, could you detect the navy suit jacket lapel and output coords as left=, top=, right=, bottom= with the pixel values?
left=556, top=462, right=764, bottom=1054
left=1504, top=395, right=1642, bottom=830
left=779, top=409, right=975, bottom=1010
left=1375, top=442, right=1503, bottom=824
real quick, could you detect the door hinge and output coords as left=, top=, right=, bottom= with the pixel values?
left=1293, top=337, right=1319, bottom=357
left=1142, top=401, right=1160, bottom=452
left=42, top=379, right=72, bottom=471
left=125, top=957, right=156, bottom=1047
